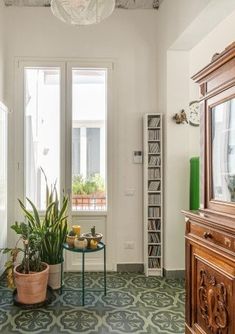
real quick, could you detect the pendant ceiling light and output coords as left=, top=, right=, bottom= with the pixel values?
left=51, top=0, right=116, bottom=26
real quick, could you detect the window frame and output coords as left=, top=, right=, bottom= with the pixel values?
left=67, top=62, right=112, bottom=216
left=16, top=59, right=113, bottom=217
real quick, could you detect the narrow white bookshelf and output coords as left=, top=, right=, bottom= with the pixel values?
left=143, top=114, right=163, bottom=277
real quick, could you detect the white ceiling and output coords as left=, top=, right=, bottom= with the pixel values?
left=4, top=0, right=162, bottom=9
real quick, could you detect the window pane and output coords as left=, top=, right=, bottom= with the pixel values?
left=72, top=128, right=80, bottom=175
left=212, top=99, right=235, bottom=202
left=87, top=128, right=100, bottom=177
left=72, top=69, right=106, bottom=211
left=25, top=68, right=60, bottom=210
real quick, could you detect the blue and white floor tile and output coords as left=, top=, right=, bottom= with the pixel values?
left=0, top=272, right=185, bottom=334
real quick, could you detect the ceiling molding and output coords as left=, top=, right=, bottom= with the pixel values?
left=5, top=0, right=50, bottom=6
left=116, top=0, right=160, bottom=9
left=4, top=0, right=162, bottom=9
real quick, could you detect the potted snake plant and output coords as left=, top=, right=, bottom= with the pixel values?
left=19, top=173, right=68, bottom=290
left=41, top=185, right=68, bottom=290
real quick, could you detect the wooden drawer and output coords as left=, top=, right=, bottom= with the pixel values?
left=188, top=221, right=235, bottom=253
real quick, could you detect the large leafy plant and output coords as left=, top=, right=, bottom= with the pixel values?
left=1, top=208, right=46, bottom=288
left=19, top=175, right=68, bottom=265
left=1, top=173, right=68, bottom=288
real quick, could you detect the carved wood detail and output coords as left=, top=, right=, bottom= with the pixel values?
left=200, top=82, right=207, bottom=97
left=198, top=269, right=228, bottom=334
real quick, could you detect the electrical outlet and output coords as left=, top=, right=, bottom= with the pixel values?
left=124, top=241, right=135, bottom=249
left=125, top=189, right=135, bottom=196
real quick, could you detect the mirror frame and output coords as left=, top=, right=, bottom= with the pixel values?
left=205, top=86, right=235, bottom=215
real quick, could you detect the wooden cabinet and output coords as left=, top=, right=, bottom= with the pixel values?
left=183, top=42, right=235, bottom=334
left=184, top=213, right=235, bottom=334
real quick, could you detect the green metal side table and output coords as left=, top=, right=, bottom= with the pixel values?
left=61, top=242, right=106, bottom=306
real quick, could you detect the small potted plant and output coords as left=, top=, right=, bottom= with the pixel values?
left=1, top=219, right=49, bottom=305
left=66, top=230, right=76, bottom=248
left=74, top=236, right=87, bottom=249
left=82, top=226, right=103, bottom=249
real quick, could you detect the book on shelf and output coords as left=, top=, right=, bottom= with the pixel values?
left=148, top=232, right=161, bottom=243
left=148, top=207, right=160, bottom=218
left=148, top=245, right=161, bottom=256
left=148, top=180, right=160, bottom=191
left=148, top=129, right=161, bottom=140
left=148, top=219, right=161, bottom=230
left=148, top=168, right=160, bottom=179
left=148, top=258, right=161, bottom=268
left=148, top=156, right=161, bottom=166
left=148, top=117, right=160, bottom=128
left=148, top=194, right=161, bottom=205
left=148, top=142, right=160, bottom=153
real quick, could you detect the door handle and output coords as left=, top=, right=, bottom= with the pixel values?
left=203, top=231, right=213, bottom=239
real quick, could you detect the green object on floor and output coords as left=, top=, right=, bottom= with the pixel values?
left=190, top=157, right=200, bottom=210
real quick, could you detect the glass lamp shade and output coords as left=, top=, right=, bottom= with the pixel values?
left=51, top=0, right=116, bottom=25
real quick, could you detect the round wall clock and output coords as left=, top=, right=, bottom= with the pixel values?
left=189, top=101, right=200, bottom=126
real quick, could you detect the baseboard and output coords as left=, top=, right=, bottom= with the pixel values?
left=116, top=264, right=185, bottom=278
left=163, top=269, right=185, bottom=279
left=117, top=263, right=144, bottom=273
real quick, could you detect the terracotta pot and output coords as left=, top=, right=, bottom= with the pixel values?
left=14, top=262, right=49, bottom=304
left=48, top=263, right=62, bottom=290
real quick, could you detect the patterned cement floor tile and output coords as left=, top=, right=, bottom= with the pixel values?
left=0, top=272, right=185, bottom=334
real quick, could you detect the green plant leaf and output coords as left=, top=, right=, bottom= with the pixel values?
left=18, top=199, right=35, bottom=225
left=0, top=248, right=12, bottom=254
left=58, top=197, right=68, bottom=221
left=26, top=198, right=41, bottom=228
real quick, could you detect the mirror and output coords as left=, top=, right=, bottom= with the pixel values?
left=212, top=98, right=235, bottom=202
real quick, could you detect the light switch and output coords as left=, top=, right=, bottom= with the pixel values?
left=133, top=151, right=143, bottom=164
left=125, top=189, right=135, bottom=196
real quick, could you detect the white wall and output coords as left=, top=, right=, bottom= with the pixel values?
left=156, top=0, right=211, bottom=113
left=5, top=7, right=159, bottom=267
left=164, top=51, right=191, bottom=270
left=0, top=0, right=5, bottom=101
left=156, top=0, right=212, bottom=271
left=190, top=9, right=235, bottom=75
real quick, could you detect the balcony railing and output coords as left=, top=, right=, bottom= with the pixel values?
left=72, top=194, right=106, bottom=211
